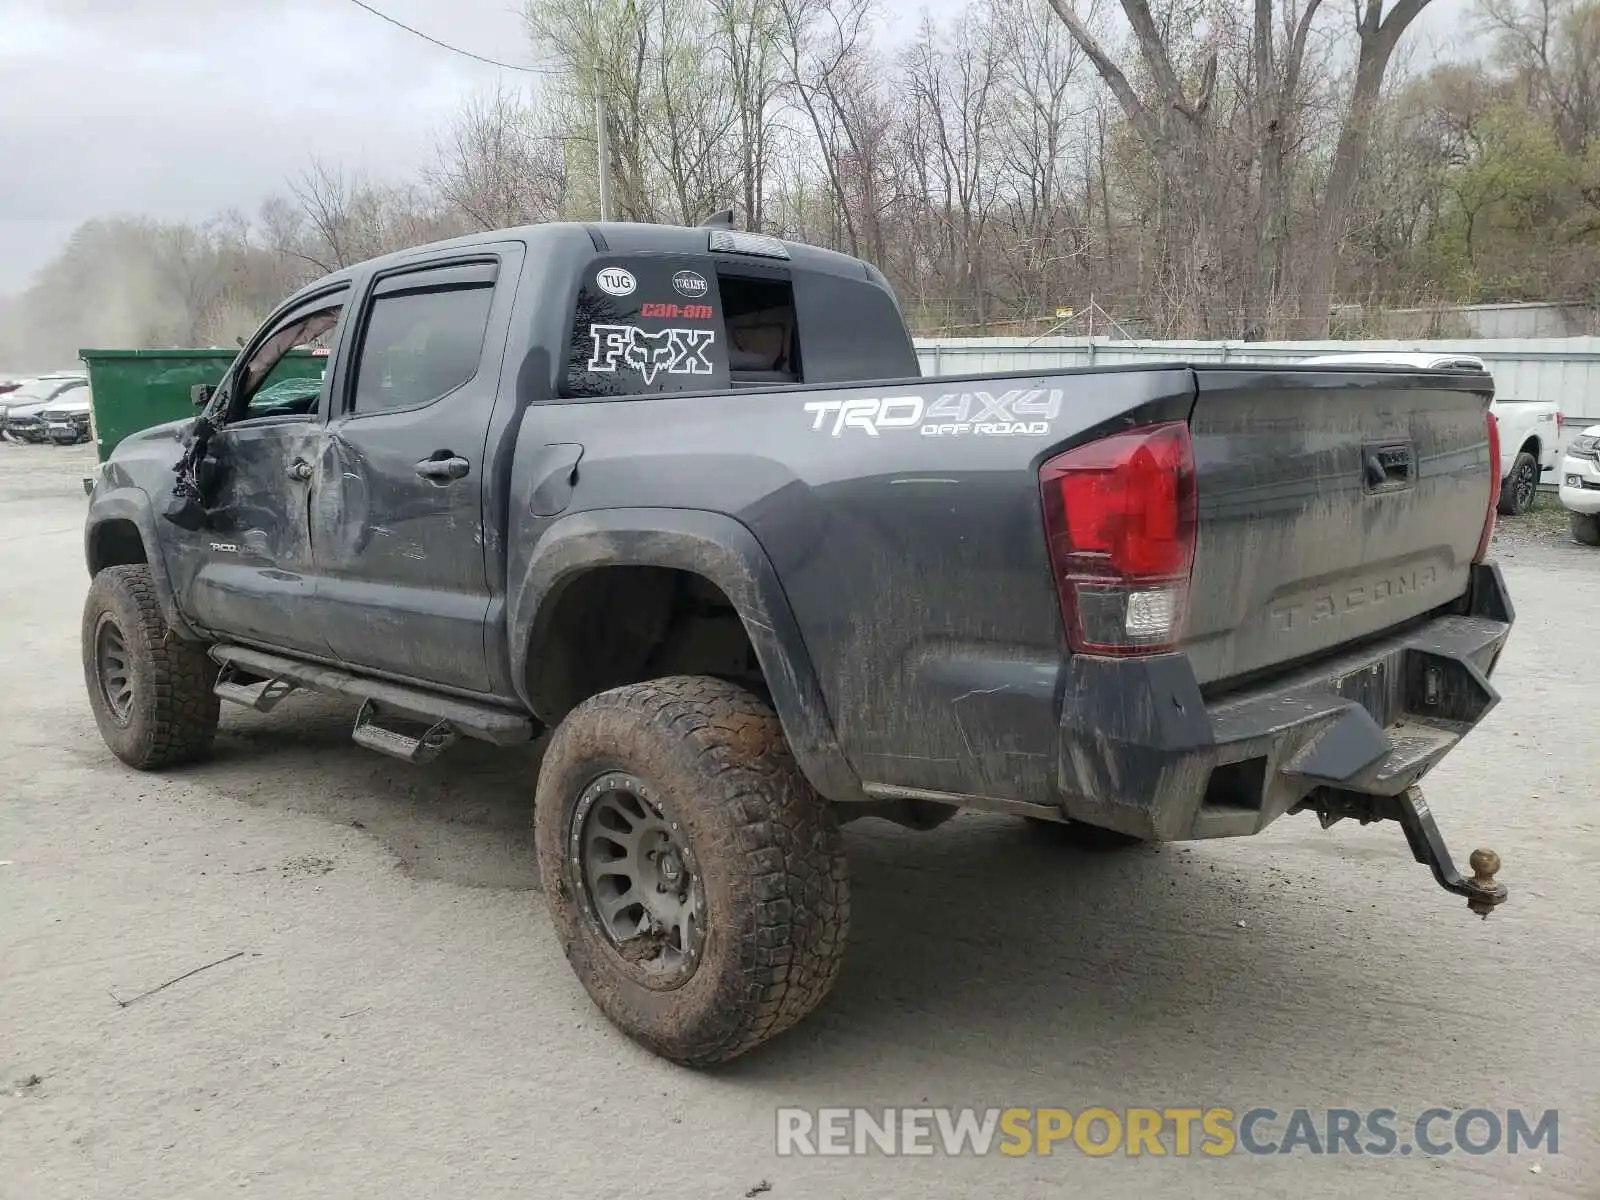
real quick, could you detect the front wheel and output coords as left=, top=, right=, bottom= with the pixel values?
left=1571, top=511, right=1600, bottom=546
left=82, top=564, right=219, bottom=769
left=534, top=676, right=850, bottom=1066
left=1498, top=450, right=1540, bottom=516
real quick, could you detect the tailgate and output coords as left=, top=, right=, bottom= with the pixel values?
left=1183, top=366, right=1494, bottom=686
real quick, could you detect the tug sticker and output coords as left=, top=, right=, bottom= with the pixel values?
left=588, top=324, right=717, bottom=385
left=595, top=267, right=637, bottom=297
left=672, top=270, right=709, bottom=298
left=803, top=389, right=1062, bottom=437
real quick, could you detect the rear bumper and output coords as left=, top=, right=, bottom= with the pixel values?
left=1056, top=562, right=1514, bottom=841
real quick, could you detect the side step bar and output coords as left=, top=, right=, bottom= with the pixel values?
left=351, top=698, right=460, bottom=764
left=209, top=646, right=536, bottom=757
left=214, top=661, right=300, bottom=712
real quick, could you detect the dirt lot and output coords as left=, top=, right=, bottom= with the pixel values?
left=2, top=443, right=1596, bottom=1199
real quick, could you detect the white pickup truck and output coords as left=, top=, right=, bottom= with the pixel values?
left=1300, top=352, right=1562, bottom=515
left=1557, top=424, right=1600, bottom=545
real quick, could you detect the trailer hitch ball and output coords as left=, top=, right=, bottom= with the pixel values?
left=1466, top=848, right=1506, bottom=919
left=1393, top=788, right=1509, bottom=919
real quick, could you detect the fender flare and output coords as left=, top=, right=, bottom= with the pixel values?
left=507, top=508, right=864, bottom=803
left=84, top=488, right=203, bottom=642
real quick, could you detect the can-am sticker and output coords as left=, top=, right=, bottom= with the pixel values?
left=672, top=270, right=709, bottom=298
left=804, top=389, right=1062, bottom=437
left=596, top=267, right=637, bottom=297
left=588, top=324, right=716, bottom=385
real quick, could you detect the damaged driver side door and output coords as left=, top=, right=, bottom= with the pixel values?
left=184, top=287, right=350, bottom=657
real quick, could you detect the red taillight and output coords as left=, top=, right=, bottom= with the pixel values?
left=1556, top=411, right=1565, bottom=432
left=1039, top=421, right=1197, bottom=655
left=1476, top=411, right=1500, bottom=562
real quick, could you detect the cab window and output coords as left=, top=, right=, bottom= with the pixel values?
left=564, top=257, right=737, bottom=398
left=347, top=270, right=496, bottom=416
left=228, top=291, right=347, bottom=422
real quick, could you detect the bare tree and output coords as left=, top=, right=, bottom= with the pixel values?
left=429, top=85, right=570, bottom=230
left=1481, top=0, right=1600, bottom=150
left=8, top=0, right=1600, bottom=366
left=773, top=0, right=881, bottom=256
left=902, top=10, right=1003, bottom=325
left=985, top=0, right=1093, bottom=323
left=1043, top=0, right=1233, bottom=331
left=710, top=0, right=786, bottom=226
left=1297, top=0, right=1437, bottom=335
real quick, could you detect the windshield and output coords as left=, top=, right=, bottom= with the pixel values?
left=43, top=384, right=90, bottom=408
left=7, top=377, right=82, bottom=403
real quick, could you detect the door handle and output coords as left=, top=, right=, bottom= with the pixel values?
left=286, top=458, right=312, bottom=482
left=415, top=454, right=471, bottom=483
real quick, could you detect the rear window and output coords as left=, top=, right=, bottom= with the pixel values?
left=564, top=257, right=804, bottom=398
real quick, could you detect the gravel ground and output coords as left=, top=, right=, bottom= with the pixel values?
left=1, top=443, right=1596, bottom=1199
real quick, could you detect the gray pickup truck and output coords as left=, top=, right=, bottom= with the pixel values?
left=82, top=219, right=1515, bottom=1064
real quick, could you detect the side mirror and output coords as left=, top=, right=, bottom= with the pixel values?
left=191, top=383, right=215, bottom=407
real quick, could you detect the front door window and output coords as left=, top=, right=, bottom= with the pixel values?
left=228, top=292, right=348, bottom=424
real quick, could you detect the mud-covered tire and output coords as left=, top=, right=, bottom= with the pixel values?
left=82, top=564, right=219, bottom=769
left=1571, top=511, right=1600, bottom=546
left=1498, top=450, right=1540, bottom=516
left=1024, top=816, right=1146, bottom=851
left=534, top=675, right=849, bottom=1066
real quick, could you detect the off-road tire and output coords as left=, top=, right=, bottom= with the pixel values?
left=1498, top=450, right=1540, bottom=516
left=82, top=564, right=219, bottom=769
left=1024, top=816, right=1146, bottom=851
left=534, top=675, right=850, bottom=1066
left=1571, top=511, right=1600, bottom=546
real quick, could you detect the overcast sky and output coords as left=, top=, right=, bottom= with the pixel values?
left=0, top=0, right=538, bottom=291
left=1, top=0, right=1472, bottom=296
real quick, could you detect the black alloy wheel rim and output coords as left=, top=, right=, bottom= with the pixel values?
left=1515, top=459, right=1537, bottom=510
left=95, top=614, right=134, bottom=724
left=569, top=771, right=706, bottom=986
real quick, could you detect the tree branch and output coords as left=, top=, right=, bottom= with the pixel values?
left=1043, top=0, right=1160, bottom=147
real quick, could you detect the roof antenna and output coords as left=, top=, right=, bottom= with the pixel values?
left=700, top=208, right=736, bottom=230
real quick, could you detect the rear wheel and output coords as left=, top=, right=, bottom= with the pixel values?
left=1024, top=816, right=1146, bottom=851
left=534, top=675, right=850, bottom=1065
left=1571, top=511, right=1600, bottom=546
left=82, top=564, right=219, bottom=769
left=1498, top=450, right=1540, bottom=515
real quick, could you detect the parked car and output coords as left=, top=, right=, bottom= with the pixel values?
left=40, top=383, right=93, bottom=445
left=83, top=221, right=1515, bottom=1065
left=2, top=373, right=89, bottom=443
left=1298, top=352, right=1561, bottom=515
left=1557, top=423, right=1600, bottom=545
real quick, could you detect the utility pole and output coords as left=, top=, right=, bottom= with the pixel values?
left=594, top=68, right=613, bottom=222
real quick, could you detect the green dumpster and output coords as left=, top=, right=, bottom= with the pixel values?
left=78, top=348, right=328, bottom=463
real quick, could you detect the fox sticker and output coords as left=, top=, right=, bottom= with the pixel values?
left=587, top=325, right=717, bottom=385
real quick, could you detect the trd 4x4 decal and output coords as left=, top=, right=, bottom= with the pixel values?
left=588, top=324, right=717, bottom=385
left=803, top=389, right=1063, bottom=437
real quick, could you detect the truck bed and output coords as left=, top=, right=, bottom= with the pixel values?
left=503, top=360, right=1502, bottom=832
